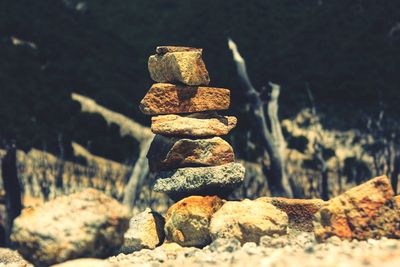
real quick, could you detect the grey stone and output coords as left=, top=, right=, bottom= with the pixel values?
left=153, top=163, right=245, bottom=200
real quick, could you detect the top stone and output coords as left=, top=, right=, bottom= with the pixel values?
left=148, top=46, right=210, bottom=86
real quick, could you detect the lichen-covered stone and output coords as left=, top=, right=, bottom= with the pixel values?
left=139, top=83, right=230, bottom=115
left=257, top=197, right=326, bottom=232
left=11, top=189, right=130, bottom=267
left=151, top=113, right=237, bottom=137
left=164, top=196, right=223, bottom=247
left=119, top=208, right=165, bottom=254
left=314, top=175, right=400, bottom=242
left=148, top=48, right=210, bottom=85
left=147, top=135, right=235, bottom=171
left=153, top=163, right=245, bottom=201
left=210, top=199, right=288, bottom=244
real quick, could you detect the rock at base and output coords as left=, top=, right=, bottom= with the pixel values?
left=164, top=196, right=223, bottom=247
left=148, top=49, right=210, bottom=85
left=209, top=199, right=288, bottom=244
left=0, top=248, right=33, bottom=266
left=257, top=197, right=326, bottom=232
left=11, top=188, right=130, bottom=267
left=151, top=113, right=237, bottom=137
left=119, top=208, right=165, bottom=254
left=147, top=135, right=235, bottom=171
left=51, top=258, right=117, bottom=267
left=153, top=163, right=245, bottom=201
left=139, top=83, right=230, bottom=115
left=314, top=175, right=400, bottom=241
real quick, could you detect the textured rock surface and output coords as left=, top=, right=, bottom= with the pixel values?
left=148, top=48, right=210, bottom=85
left=51, top=258, right=118, bottom=267
left=0, top=248, right=33, bottom=267
left=314, top=175, right=399, bottom=241
left=147, top=135, right=235, bottom=171
left=10, top=189, right=130, bottom=267
left=164, top=196, right=223, bottom=247
left=257, top=197, right=326, bottom=232
left=140, top=83, right=230, bottom=115
left=120, top=208, right=165, bottom=254
left=151, top=113, right=237, bottom=137
left=210, top=199, right=288, bottom=244
left=153, top=163, right=245, bottom=200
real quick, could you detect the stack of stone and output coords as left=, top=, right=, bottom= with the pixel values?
left=140, top=46, right=245, bottom=201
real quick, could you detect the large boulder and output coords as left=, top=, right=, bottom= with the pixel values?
left=119, top=208, right=165, bottom=254
left=153, top=162, right=245, bottom=201
left=209, top=199, right=288, bottom=244
left=164, top=196, right=223, bottom=247
left=148, top=47, right=210, bottom=85
left=151, top=113, right=237, bottom=137
left=257, top=197, right=326, bottom=231
left=139, top=83, right=230, bottom=115
left=314, top=175, right=400, bottom=241
left=147, top=135, right=235, bottom=171
left=11, top=189, right=130, bottom=267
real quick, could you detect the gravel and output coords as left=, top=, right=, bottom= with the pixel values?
left=108, top=231, right=400, bottom=267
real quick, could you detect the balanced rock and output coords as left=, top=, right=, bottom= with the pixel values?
left=139, top=83, right=230, bottom=115
left=11, top=189, right=130, bottom=267
left=148, top=47, right=210, bottom=85
left=257, top=197, right=326, bottom=232
left=147, top=135, right=235, bottom=171
left=153, top=162, right=245, bottom=200
left=151, top=113, right=237, bottom=137
left=119, top=208, right=165, bottom=254
left=210, top=199, right=288, bottom=244
left=164, top=196, right=223, bottom=247
left=314, top=175, right=400, bottom=241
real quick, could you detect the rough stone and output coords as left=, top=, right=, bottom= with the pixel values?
left=153, top=163, right=245, bottom=200
left=148, top=49, right=210, bottom=85
left=257, top=197, right=326, bottom=232
left=139, top=83, right=230, bottom=115
left=314, top=175, right=400, bottom=242
left=10, top=189, right=130, bottom=267
left=151, top=113, right=237, bottom=137
left=147, top=135, right=235, bottom=171
left=51, top=258, right=118, bottom=267
left=164, top=196, right=223, bottom=247
left=210, top=199, right=288, bottom=244
left=119, top=208, right=165, bottom=254
left=0, top=248, right=33, bottom=267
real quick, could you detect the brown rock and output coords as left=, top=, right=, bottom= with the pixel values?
left=314, top=175, right=400, bottom=241
left=148, top=49, right=210, bottom=85
left=140, top=83, right=230, bottom=115
left=257, top=197, right=326, bottom=232
left=147, top=135, right=235, bottom=171
left=210, top=199, right=288, bottom=244
left=151, top=113, right=237, bottom=137
left=164, top=196, right=223, bottom=247
left=156, top=46, right=201, bottom=54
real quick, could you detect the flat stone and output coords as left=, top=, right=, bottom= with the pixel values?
left=209, top=199, right=288, bottom=244
left=148, top=49, right=210, bottom=85
left=314, top=175, right=400, bottom=241
left=10, top=189, right=130, bottom=267
left=119, top=208, right=165, bottom=254
left=140, top=83, right=230, bottom=115
left=164, top=196, right=223, bottom=247
left=257, top=197, right=326, bottom=232
left=147, top=135, right=235, bottom=171
left=153, top=163, right=245, bottom=201
left=151, top=113, right=237, bottom=137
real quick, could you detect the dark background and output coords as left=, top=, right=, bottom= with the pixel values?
left=1, top=0, right=400, bottom=163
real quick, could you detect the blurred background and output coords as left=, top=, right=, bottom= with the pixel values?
left=1, top=0, right=400, bottom=214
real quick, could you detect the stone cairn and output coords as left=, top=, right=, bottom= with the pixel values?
left=139, top=46, right=245, bottom=201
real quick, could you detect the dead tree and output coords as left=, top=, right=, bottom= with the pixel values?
left=72, top=93, right=154, bottom=209
left=1, top=144, right=22, bottom=246
left=228, top=39, right=293, bottom=197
